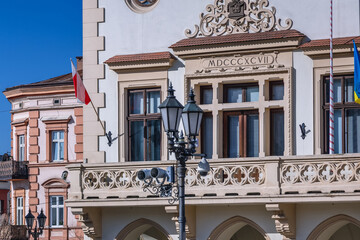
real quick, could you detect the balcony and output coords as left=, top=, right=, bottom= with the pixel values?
left=0, top=161, right=28, bottom=181
left=67, top=154, right=360, bottom=207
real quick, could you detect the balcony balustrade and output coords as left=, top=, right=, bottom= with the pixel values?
left=67, top=154, right=360, bottom=206
left=0, top=160, right=28, bottom=181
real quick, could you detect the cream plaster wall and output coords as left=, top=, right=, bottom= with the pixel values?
left=96, top=0, right=360, bottom=163
left=38, top=109, right=76, bottom=162
left=101, top=206, right=177, bottom=239
left=293, top=50, right=314, bottom=155
left=296, top=203, right=360, bottom=240
left=196, top=205, right=280, bottom=240
left=37, top=166, right=79, bottom=228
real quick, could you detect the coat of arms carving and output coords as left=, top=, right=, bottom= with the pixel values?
left=228, top=0, right=246, bottom=20
left=185, top=0, right=293, bottom=38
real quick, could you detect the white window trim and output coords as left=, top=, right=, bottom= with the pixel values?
left=51, top=131, right=64, bottom=161
left=50, top=196, right=64, bottom=227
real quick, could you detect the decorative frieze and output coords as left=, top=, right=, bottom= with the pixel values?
left=186, top=0, right=293, bottom=38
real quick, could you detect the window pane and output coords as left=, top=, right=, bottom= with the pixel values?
left=147, top=91, right=160, bottom=114
left=60, top=142, right=64, bottom=160
left=325, top=78, right=342, bottom=103
left=271, top=83, right=284, bottom=100
left=334, top=109, right=342, bottom=153
left=201, top=87, right=213, bottom=104
left=345, top=78, right=354, bottom=102
left=58, top=196, right=64, bottom=205
left=130, top=121, right=144, bottom=161
left=346, top=109, right=360, bottom=153
left=51, top=207, right=57, bottom=226
left=202, top=116, right=213, bottom=158
left=227, top=87, right=243, bottom=103
left=228, top=116, right=239, bottom=158
left=246, top=86, right=259, bottom=102
left=146, top=120, right=161, bottom=161
left=51, top=196, right=57, bottom=205
left=52, top=141, right=58, bottom=160
left=59, top=207, right=64, bottom=226
left=271, top=110, right=284, bottom=156
left=246, top=114, right=259, bottom=157
left=129, top=92, right=144, bottom=114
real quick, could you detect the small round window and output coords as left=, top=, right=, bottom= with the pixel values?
left=125, top=0, right=159, bottom=13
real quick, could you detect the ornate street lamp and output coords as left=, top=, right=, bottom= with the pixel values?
left=138, top=84, right=210, bottom=240
left=25, top=209, right=46, bottom=240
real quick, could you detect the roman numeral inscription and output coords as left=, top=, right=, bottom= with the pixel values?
left=202, top=53, right=278, bottom=69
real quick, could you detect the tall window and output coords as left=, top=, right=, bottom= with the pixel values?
left=51, top=131, right=64, bottom=161
left=323, top=75, right=360, bottom=153
left=128, top=88, right=161, bottom=161
left=270, top=109, right=284, bottom=155
left=201, top=113, right=213, bottom=158
left=224, top=111, right=259, bottom=158
left=16, top=197, right=23, bottom=225
left=50, top=196, right=64, bottom=227
left=18, top=135, right=25, bottom=162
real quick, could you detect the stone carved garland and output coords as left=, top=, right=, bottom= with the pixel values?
left=185, top=0, right=293, bottom=38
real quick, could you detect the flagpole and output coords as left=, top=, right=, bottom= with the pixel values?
left=329, top=0, right=335, bottom=154
left=89, top=98, right=107, bottom=136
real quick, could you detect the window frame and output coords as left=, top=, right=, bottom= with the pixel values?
left=18, top=135, right=25, bottom=162
left=322, top=75, right=359, bottom=154
left=50, top=196, right=64, bottom=227
left=223, top=110, right=259, bottom=158
left=201, top=112, right=213, bottom=158
left=269, top=80, right=284, bottom=100
left=223, top=82, right=259, bottom=103
left=16, top=196, right=23, bottom=225
left=270, top=108, right=285, bottom=156
left=51, top=130, right=65, bottom=161
left=200, top=85, right=213, bottom=104
left=128, top=88, right=162, bottom=161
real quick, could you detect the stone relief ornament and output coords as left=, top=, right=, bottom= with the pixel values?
left=185, top=0, right=293, bottom=38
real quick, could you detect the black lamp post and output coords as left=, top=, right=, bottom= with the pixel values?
left=139, top=83, right=210, bottom=240
left=25, top=209, right=46, bottom=240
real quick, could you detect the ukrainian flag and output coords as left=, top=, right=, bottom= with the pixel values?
left=353, top=40, right=360, bottom=104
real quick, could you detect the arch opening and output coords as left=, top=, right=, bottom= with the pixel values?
left=116, top=218, right=171, bottom=240
left=208, top=216, right=267, bottom=240
left=308, top=215, right=360, bottom=240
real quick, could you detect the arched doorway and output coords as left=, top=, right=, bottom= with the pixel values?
left=307, top=215, right=360, bottom=240
left=208, top=216, right=268, bottom=240
left=116, top=218, right=172, bottom=240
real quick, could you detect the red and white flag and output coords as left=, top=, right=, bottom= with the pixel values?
left=71, top=59, right=91, bottom=105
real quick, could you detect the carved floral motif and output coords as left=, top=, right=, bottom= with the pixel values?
left=82, top=164, right=265, bottom=191
left=185, top=0, right=293, bottom=38
left=281, top=161, right=360, bottom=184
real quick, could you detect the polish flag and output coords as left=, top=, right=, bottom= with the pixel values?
left=71, top=60, right=91, bottom=105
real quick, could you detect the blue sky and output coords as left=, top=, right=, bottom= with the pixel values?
left=0, top=1, right=82, bottom=154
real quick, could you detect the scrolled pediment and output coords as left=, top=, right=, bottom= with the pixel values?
left=185, top=0, right=293, bottom=38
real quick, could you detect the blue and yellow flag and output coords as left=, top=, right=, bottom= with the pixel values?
left=353, top=40, right=360, bottom=104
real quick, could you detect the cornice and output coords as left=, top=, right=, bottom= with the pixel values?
left=4, top=85, right=74, bottom=100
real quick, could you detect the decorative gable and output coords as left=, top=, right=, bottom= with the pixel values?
left=185, top=0, right=293, bottom=38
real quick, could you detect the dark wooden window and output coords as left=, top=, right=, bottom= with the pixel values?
left=224, top=83, right=259, bottom=103
left=128, top=88, right=161, bottom=161
left=270, top=109, right=284, bottom=156
left=200, top=86, right=213, bottom=104
left=223, top=111, right=259, bottom=158
left=323, top=75, right=360, bottom=153
left=269, top=81, right=284, bottom=100
left=201, top=113, right=213, bottom=158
